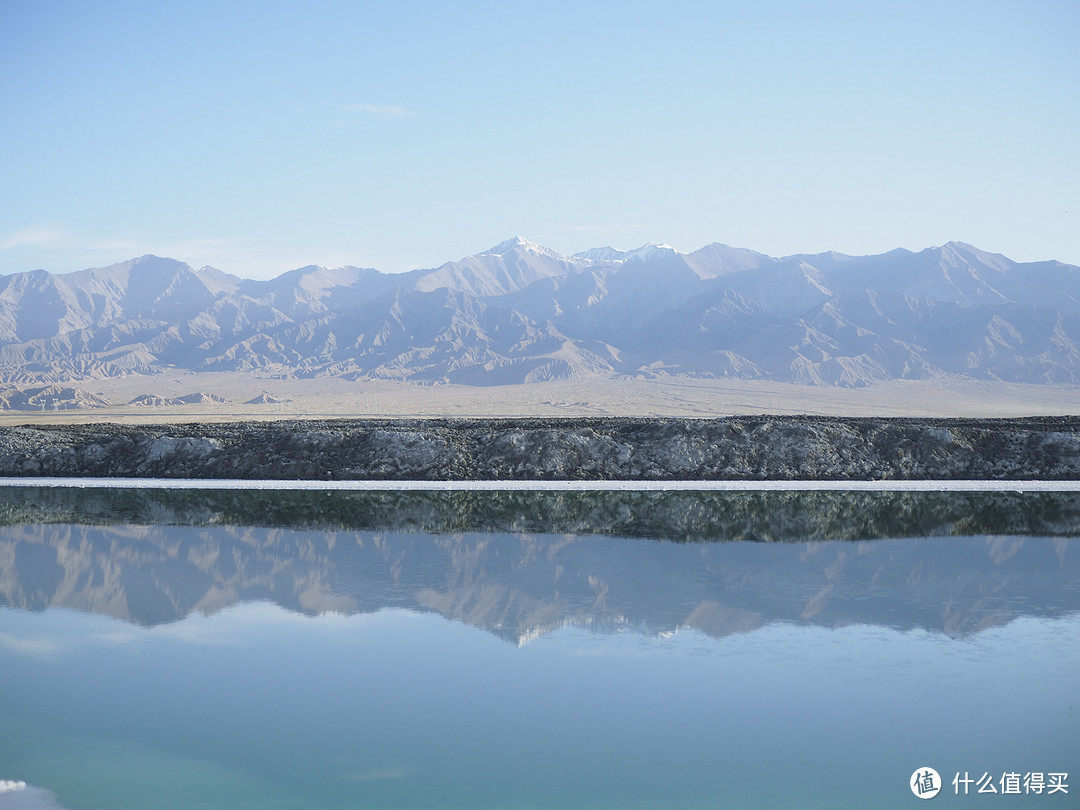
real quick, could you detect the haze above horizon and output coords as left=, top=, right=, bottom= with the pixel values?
left=2, top=0, right=1078, bottom=280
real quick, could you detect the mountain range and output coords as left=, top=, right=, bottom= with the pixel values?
left=2, top=237, right=1079, bottom=387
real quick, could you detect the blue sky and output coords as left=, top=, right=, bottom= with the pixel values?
left=2, top=0, right=1077, bottom=279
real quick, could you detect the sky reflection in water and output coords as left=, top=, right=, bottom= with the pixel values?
left=0, top=488, right=1077, bottom=809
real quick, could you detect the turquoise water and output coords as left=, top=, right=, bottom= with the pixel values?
left=1, top=489, right=1077, bottom=808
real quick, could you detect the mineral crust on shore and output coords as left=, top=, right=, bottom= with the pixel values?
left=1, top=416, right=1079, bottom=481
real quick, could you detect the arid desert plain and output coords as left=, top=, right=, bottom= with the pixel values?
left=0, top=374, right=1076, bottom=427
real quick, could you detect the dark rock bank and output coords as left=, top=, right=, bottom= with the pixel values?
left=1, top=416, right=1079, bottom=480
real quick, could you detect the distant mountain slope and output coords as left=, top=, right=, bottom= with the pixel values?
left=1, top=239, right=1079, bottom=387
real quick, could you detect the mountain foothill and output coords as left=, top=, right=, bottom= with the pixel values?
left=1, top=236, right=1078, bottom=392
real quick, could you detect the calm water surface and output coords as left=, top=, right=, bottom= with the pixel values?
left=0, top=488, right=1077, bottom=809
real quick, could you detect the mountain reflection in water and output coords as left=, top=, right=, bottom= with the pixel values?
left=1, top=487, right=1076, bottom=641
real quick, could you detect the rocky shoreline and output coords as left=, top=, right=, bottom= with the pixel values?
left=1, top=416, right=1079, bottom=481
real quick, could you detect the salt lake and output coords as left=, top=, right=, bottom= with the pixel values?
left=1, top=484, right=1077, bottom=808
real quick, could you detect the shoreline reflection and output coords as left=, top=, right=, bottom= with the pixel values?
left=1, top=501, right=1076, bottom=640
left=3, top=486, right=1080, bottom=540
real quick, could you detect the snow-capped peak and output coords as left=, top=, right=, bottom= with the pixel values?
left=483, top=236, right=562, bottom=259
left=571, top=246, right=629, bottom=262
left=572, top=243, right=684, bottom=265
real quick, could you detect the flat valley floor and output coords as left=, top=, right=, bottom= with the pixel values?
left=1, top=373, right=1078, bottom=426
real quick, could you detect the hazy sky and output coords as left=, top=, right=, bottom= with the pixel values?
left=2, top=0, right=1077, bottom=279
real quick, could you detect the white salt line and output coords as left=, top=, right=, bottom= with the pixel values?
left=0, top=477, right=1078, bottom=492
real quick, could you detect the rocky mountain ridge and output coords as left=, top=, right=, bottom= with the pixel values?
left=2, top=238, right=1079, bottom=387
left=2, top=416, right=1079, bottom=481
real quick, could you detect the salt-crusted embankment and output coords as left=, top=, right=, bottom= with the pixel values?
left=0, top=416, right=1079, bottom=480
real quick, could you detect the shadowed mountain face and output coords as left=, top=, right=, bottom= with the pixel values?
left=1, top=487, right=1077, bottom=642
left=2, top=239, right=1080, bottom=386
